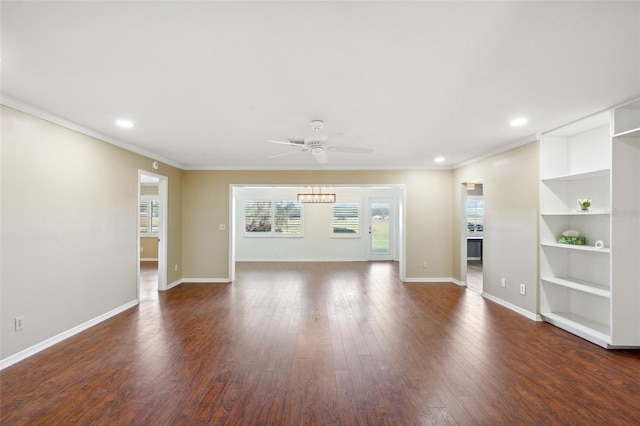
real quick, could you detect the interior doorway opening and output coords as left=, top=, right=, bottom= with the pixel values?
left=138, top=170, right=168, bottom=301
left=229, top=184, right=406, bottom=282
left=462, top=181, right=484, bottom=293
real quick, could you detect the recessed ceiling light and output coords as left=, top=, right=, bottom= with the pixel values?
left=510, top=117, right=527, bottom=126
left=116, top=119, right=134, bottom=128
left=434, top=157, right=445, bottom=163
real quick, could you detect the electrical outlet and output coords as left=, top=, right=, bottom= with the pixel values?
left=15, top=316, right=24, bottom=331
left=219, top=224, right=226, bottom=231
left=520, top=283, right=526, bottom=295
left=422, top=261, right=428, bottom=269
left=501, top=278, right=506, bottom=288
left=174, top=264, right=179, bottom=272
left=140, top=247, right=144, bottom=252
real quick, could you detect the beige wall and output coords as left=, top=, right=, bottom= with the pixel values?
left=1, top=106, right=182, bottom=359
left=140, top=185, right=159, bottom=196
left=140, top=237, right=159, bottom=259
left=1, top=103, right=539, bottom=362
left=181, top=170, right=453, bottom=280
left=452, top=141, right=539, bottom=314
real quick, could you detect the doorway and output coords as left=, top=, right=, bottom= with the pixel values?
left=462, top=181, right=484, bottom=293
left=138, top=170, right=168, bottom=301
left=229, top=185, right=406, bottom=280
left=368, top=198, right=395, bottom=261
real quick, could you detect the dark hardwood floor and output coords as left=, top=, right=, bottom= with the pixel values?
left=2, top=261, right=639, bottom=425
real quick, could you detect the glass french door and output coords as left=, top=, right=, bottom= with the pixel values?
left=368, top=198, right=394, bottom=260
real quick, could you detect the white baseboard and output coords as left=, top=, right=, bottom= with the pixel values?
left=165, top=279, right=183, bottom=290
left=181, top=278, right=231, bottom=284
left=236, top=258, right=368, bottom=262
left=0, top=300, right=138, bottom=370
left=402, top=277, right=455, bottom=283
left=482, top=292, right=541, bottom=321
left=451, top=279, right=467, bottom=287
left=140, top=257, right=158, bottom=261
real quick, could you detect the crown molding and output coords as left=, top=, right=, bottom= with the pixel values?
left=1, top=94, right=186, bottom=170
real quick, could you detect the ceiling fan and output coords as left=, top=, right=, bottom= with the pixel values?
left=267, top=120, right=373, bottom=164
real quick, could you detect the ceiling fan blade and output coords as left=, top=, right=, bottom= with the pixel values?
left=268, top=149, right=306, bottom=159
left=326, top=133, right=353, bottom=144
left=266, top=139, right=304, bottom=147
left=328, top=146, right=373, bottom=154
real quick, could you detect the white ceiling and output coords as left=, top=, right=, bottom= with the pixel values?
left=2, top=1, right=639, bottom=170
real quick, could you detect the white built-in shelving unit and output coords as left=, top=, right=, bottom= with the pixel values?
left=539, top=99, right=640, bottom=348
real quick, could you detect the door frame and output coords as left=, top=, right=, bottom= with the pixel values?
left=367, top=197, right=396, bottom=261
left=229, top=184, right=406, bottom=280
left=137, top=170, right=169, bottom=299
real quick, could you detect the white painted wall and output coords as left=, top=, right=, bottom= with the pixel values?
left=235, top=186, right=399, bottom=261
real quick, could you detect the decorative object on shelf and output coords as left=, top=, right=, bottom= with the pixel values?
left=577, top=198, right=591, bottom=212
left=558, top=229, right=586, bottom=245
left=595, top=240, right=604, bottom=249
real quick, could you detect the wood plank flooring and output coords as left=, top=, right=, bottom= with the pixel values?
left=2, top=261, right=640, bottom=425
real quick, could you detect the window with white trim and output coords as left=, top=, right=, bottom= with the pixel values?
left=139, top=196, right=160, bottom=236
left=275, top=201, right=302, bottom=234
left=332, top=202, right=360, bottom=237
left=244, top=200, right=302, bottom=236
left=466, top=200, right=484, bottom=233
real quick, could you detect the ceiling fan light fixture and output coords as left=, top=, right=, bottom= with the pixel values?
left=311, top=147, right=329, bottom=163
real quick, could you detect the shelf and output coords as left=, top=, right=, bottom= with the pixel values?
left=541, top=312, right=610, bottom=347
left=541, top=169, right=609, bottom=182
left=541, top=210, right=610, bottom=216
left=542, top=242, right=610, bottom=253
left=613, top=128, right=640, bottom=139
left=541, top=276, right=610, bottom=298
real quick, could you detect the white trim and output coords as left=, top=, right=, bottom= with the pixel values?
left=181, top=278, right=231, bottom=284
left=452, top=279, right=467, bottom=286
left=482, top=292, right=542, bottom=321
left=402, top=277, right=455, bottom=283
left=452, top=134, right=538, bottom=169
left=0, top=300, right=138, bottom=370
left=140, top=257, right=159, bottom=261
left=166, top=279, right=183, bottom=290
left=1, top=95, right=184, bottom=169
left=235, top=257, right=368, bottom=262
left=184, top=164, right=452, bottom=171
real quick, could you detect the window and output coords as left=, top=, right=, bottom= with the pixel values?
left=467, top=200, right=484, bottom=233
left=275, top=201, right=301, bottom=234
left=245, top=201, right=272, bottom=232
left=332, top=202, right=360, bottom=237
left=139, top=196, right=160, bottom=236
left=245, top=200, right=302, bottom=236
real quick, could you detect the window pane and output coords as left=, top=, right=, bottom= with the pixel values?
left=333, top=202, right=359, bottom=234
left=467, top=200, right=484, bottom=231
left=150, top=200, right=160, bottom=235
left=245, top=201, right=272, bottom=232
left=139, top=200, right=149, bottom=234
left=275, top=201, right=301, bottom=234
